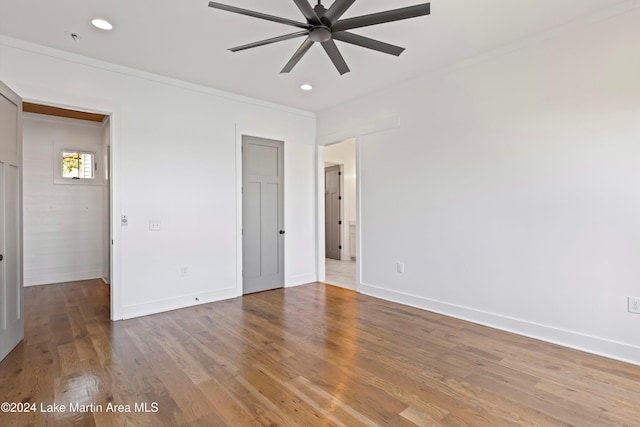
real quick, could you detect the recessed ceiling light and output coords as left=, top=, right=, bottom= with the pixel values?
left=91, top=18, right=113, bottom=31
left=300, top=84, right=313, bottom=91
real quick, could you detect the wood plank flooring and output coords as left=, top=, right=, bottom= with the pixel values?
left=1, top=279, right=640, bottom=426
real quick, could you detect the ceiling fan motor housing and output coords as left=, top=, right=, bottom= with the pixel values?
left=309, top=26, right=332, bottom=42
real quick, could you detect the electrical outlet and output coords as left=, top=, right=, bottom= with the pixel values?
left=180, top=267, right=188, bottom=277
left=149, top=220, right=161, bottom=231
left=629, top=297, right=640, bottom=314
left=397, top=262, right=405, bottom=274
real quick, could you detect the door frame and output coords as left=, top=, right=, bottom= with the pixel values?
left=235, top=125, right=286, bottom=296
left=316, top=115, right=399, bottom=291
left=21, top=97, right=120, bottom=320
left=317, top=138, right=361, bottom=290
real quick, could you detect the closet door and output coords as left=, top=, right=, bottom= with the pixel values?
left=0, top=81, right=23, bottom=362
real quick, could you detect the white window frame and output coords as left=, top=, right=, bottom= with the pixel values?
left=54, top=148, right=101, bottom=185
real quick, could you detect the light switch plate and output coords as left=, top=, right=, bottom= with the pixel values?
left=149, top=220, right=161, bottom=231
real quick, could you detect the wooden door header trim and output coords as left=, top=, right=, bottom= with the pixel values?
left=23, top=102, right=106, bottom=123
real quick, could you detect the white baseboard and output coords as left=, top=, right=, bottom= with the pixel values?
left=286, top=273, right=317, bottom=287
left=122, top=287, right=239, bottom=320
left=123, top=272, right=318, bottom=319
left=359, top=282, right=640, bottom=366
left=24, top=270, right=102, bottom=287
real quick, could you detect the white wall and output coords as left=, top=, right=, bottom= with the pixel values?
left=325, top=139, right=356, bottom=261
left=0, top=36, right=317, bottom=319
left=22, top=114, right=105, bottom=286
left=317, top=6, right=640, bottom=364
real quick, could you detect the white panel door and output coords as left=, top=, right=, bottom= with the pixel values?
left=242, top=135, right=284, bottom=294
left=0, top=81, right=23, bottom=362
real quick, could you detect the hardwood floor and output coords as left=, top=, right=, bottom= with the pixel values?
left=1, top=279, right=640, bottom=426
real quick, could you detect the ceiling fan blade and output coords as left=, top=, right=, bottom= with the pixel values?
left=332, top=32, right=405, bottom=56
left=281, top=38, right=315, bottom=73
left=292, top=0, right=321, bottom=25
left=208, top=2, right=311, bottom=29
left=229, top=31, right=310, bottom=52
left=332, top=3, right=430, bottom=32
left=321, top=39, right=350, bottom=75
left=322, top=0, right=356, bottom=26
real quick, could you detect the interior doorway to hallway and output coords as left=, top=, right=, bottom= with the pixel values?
left=21, top=102, right=112, bottom=310
left=323, top=138, right=356, bottom=290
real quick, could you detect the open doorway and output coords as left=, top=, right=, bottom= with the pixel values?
left=21, top=102, right=111, bottom=308
left=323, top=138, right=356, bottom=289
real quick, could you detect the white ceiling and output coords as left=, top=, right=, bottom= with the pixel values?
left=0, top=0, right=625, bottom=112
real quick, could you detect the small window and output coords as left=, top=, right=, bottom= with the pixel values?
left=61, top=151, right=95, bottom=180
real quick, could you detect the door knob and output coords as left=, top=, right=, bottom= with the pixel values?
left=0, top=254, right=3, bottom=261
left=279, top=230, right=285, bottom=235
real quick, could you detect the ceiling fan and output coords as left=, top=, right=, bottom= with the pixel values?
left=208, top=0, right=431, bottom=75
